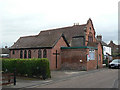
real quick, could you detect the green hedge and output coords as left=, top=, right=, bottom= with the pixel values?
left=1, top=58, right=51, bottom=79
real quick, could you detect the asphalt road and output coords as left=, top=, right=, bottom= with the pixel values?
left=37, top=69, right=119, bottom=88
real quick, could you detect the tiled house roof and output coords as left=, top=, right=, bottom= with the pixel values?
left=10, top=24, right=86, bottom=49
left=100, top=41, right=108, bottom=46
left=108, top=41, right=119, bottom=55
left=108, top=41, right=118, bottom=47
left=96, top=37, right=109, bottom=46
left=0, top=48, right=9, bottom=54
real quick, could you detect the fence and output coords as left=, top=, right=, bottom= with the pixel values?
left=1, top=71, right=16, bottom=86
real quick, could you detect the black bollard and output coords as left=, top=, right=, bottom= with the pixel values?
left=14, top=68, right=16, bottom=85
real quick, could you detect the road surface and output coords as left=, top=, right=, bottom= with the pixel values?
left=36, top=69, right=118, bottom=88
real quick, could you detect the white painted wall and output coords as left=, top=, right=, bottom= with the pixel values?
left=103, top=46, right=111, bottom=55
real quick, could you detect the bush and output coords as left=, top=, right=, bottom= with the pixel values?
left=1, top=58, right=51, bottom=79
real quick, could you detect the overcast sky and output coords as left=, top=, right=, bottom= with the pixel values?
left=0, top=0, right=119, bottom=48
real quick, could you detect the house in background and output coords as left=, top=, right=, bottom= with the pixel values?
left=108, top=40, right=120, bottom=59
left=0, top=46, right=9, bottom=58
left=9, top=18, right=103, bottom=70
left=96, top=35, right=112, bottom=62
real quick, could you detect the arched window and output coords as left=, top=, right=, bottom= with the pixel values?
left=38, top=49, right=42, bottom=58
left=43, top=49, right=47, bottom=58
left=88, top=36, right=93, bottom=42
left=88, top=32, right=93, bottom=42
left=28, top=50, right=31, bottom=58
left=99, top=54, right=101, bottom=61
left=20, top=50, right=23, bottom=58
left=12, top=50, right=15, bottom=55
left=24, top=50, right=27, bottom=58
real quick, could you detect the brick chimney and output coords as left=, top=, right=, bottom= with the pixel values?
left=97, top=35, right=102, bottom=41
left=110, top=40, right=113, bottom=44
left=5, top=46, right=7, bottom=48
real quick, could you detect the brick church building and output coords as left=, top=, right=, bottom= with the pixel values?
left=9, top=18, right=103, bottom=70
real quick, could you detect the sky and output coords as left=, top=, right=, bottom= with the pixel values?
left=0, top=0, right=119, bottom=48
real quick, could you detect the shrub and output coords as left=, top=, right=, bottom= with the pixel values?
left=2, top=58, right=51, bottom=79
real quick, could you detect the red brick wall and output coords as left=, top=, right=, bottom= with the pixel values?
left=31, top=49, right=38, bottom=58
left=61, top=48, right=103, bottom=71
left=87, top=49, right=97, bottom=70
left=10, top=49, right=51, bottom=59
left=113, top=56, right=120, bottom=59
left=10, top=50, right=20, bottom=58
left=87, top=43, right=103, bottom=70
left=87, top=60, right=97, bottom=70
left=85, top=20, right=96, bottom=46
left=50, top=36, right=68, bottom=70
left=97, top=42, right=103, bottom=68
left=61, top=49, right=87, bottom=70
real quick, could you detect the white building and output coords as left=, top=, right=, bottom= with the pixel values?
left=96, top=35, right=112, bottom=61
left=103, top=46, right=111, bottom=55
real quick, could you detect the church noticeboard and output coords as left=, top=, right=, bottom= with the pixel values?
left=87, top=54, right=90, bottom=61
left=87, top=49, right=95, bottom=61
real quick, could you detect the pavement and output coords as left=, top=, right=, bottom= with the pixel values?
left=2, top=68, right=119, bottom=89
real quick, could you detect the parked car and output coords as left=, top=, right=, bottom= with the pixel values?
left=109, top=59, right=120, bottom=69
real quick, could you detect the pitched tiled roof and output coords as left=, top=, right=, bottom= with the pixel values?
left=108, top=41, right=118, bottom=47
left=10, top=24, right=86, bottom=49
left=0, top=48, right=9, bottom=54
left=87, top=42, right=98, bottom=47
left=39, top=24, right=86, bottom=43
left=101, top=41, right=108, bottom=46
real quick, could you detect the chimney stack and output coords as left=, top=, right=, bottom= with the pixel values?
left=5, top=46, right=7, bottom=48
left=74, top=23, right=79, bottom=26
left=97, top=35, right=102, bottom=41
left=110, top=40, right=113, bottom=44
